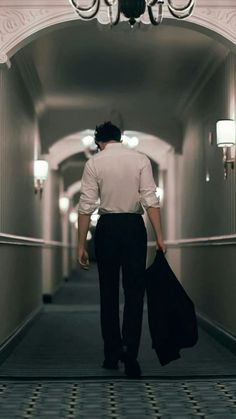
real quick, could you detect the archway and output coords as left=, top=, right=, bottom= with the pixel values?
left=1, top=2, right=236, bottom=380
left=47, top=130, right=173, bottom=169
left=0, top=2, right=236, bottom=66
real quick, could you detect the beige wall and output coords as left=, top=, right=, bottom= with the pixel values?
left=0, top=62, right=65, bottom=345
left=1, top=37, right=236, bottom=348
left=42, top=169, right=64, bottom=296
left=0, top=64, right=42, bottom=344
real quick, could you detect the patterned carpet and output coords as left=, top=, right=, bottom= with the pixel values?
left=1, top=378, right=236, bottom=418
left=1, top=262, right=236, bottom=418
left=0, top=262, right=235, bottom=379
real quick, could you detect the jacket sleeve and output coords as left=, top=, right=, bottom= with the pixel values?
left=139, top=155, right=160, bottom=209
left=78, top=158, right=99, bottom=215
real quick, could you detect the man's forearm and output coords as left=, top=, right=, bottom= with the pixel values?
left=146, top=207, right=164, bottom=242
left=78, top=213, right=91, bottom=247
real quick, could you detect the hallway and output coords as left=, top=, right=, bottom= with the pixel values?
left=1, top=0, right=236, bottom=417
left=1, top=263, right=236, bottom=380
left=0, top=264, right=236, bottom=417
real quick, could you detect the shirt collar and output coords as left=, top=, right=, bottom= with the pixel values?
left=104, top=142, right=124, bottom=150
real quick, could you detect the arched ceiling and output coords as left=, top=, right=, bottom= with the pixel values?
left=47, top=130, right=172, bottom=169
left=13, top=19, right=229, bottom=153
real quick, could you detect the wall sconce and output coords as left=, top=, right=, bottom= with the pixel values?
left=81, top=132, right=98, bottom=159
left=59, top=196, right=70, bottom=214
left=81, top=135, right=95, bottom=148
left=155, top=186, right=164, bottom=206
left=205, top=170, right=210, bottom=183
left=216, top=120, right=236, bottom=179
left=121, top=135, right=139, bottom=149
left=34, top=159, right=48, bottom=197
left=69, top=211, right=78, bottom=224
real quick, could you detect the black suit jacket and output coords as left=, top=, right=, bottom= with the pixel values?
left=145, top=250, right=198, bottom=366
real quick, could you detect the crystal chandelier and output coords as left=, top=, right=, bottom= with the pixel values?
left=69, top=0, right=195, bottom=27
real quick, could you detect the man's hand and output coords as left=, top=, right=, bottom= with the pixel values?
left=77, top=246, right=89, bottom=270
left=156, top=239, right=167, bottom=254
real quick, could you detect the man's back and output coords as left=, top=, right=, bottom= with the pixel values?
left=77, top=122, right=166, bottom=378
left=78, top=142, right=160, bottom=215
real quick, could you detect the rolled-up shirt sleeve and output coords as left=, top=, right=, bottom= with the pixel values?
left=139, top=155, right=160, bottom=209
left=78, top=158, right=99, bottom=215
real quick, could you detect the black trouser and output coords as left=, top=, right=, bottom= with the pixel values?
left=94, top=213, right=147, bottom=362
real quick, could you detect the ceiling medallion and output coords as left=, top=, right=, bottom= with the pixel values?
left=69, top=0, right=195, bottom=27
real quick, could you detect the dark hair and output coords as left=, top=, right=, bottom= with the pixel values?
left=94, top=121, right=121, bottom=142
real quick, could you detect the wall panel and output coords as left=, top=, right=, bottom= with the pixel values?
left=0, top=65, right=42, bottom=237
left=0, top=64, right=42, bottom=345
left=169, top=53, right=236, bottom=338
left=42, top=169, right=63, bottom=297
left=0, top=245, right=42, bottom=343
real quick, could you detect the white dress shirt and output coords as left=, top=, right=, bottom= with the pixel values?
left=78, top=142, right=160, bottom=215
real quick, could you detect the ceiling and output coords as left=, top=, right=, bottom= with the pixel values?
left=14, top=19, right=229, bottom=155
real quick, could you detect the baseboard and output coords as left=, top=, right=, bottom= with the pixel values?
left=0, top=306, right=42, bottom=364
left=197, top=310, right=236, bottom=356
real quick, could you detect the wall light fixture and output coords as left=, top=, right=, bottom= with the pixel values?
left=216, top=119, right=236, bottom=179
left=34, top=159, right=48, bottom=197
left=59, top=196, right=70, bottom=214
left=121, top=135, right=139, bottom=148
left=156, top=186, right=164, bottom=206
left=69, top=211, right=78, bottom=224
left=81, top=135, right=94, bottom=148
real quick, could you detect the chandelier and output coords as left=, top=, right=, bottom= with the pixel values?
left=69, top=0, right=195, bottom=27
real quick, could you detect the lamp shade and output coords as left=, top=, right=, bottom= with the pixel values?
left=128, top=136, right=139, bottom=148
left=34, top=160, right=48, bottom=180
left=216, top=120, right=236, bottom=147
left=121, top=134, right=139, bottom=148
left=121, top=135, right=130, bottom=146
left=156, top=186, right=164, bottom=203
left=69, top=211, right=77, bottom=224
left=59, top=196, right=70, bottom=213
left=81, top=135, right=94, bottom=147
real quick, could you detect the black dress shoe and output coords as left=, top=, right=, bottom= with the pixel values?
left=124, top=359, right=141, bottom=378
left=102, top=359, right=119, bottom=370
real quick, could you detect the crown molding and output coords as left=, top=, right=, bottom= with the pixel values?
left=0, top=1, right=235, bottom=65
left=0, top=1, right=236, bottom=6
left=0, top=52, right=11, bottom=68
left=0, top=1, right=68, bottom=5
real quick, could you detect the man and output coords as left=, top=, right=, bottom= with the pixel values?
left=77, top=121, right=166, bottom=378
